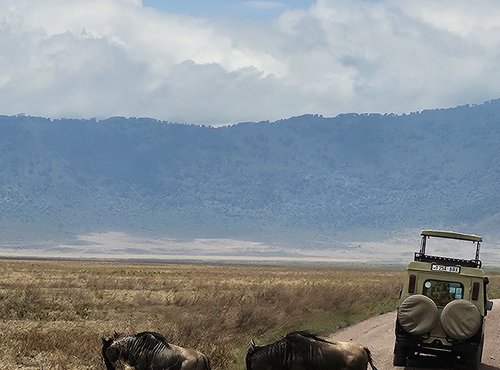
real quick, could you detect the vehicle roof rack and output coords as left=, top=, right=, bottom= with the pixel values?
left=414, top=252, right=482, bottom=268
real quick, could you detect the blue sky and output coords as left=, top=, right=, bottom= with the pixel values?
left=143, top=0, right=314, bottom=19
left=0, top=0, right=499, bottom=125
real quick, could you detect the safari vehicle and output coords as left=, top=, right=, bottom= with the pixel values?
left=393, top=230, right=493, bottom=369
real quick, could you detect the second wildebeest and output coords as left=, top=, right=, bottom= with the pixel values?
left=246, top=331, right=378, bottom=370
left=101, top=331, right=211, bottom=370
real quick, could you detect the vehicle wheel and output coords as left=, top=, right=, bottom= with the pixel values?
left=464, top=336, right=483, bottom=370
left=393, top=343, right=407, bottom=367
left=466, top=349, right=481, bottom=370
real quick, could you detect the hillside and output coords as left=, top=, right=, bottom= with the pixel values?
left=1, top=100, right=500, bottom=255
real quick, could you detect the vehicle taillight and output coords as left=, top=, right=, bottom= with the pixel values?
left=408, top=274, right=416, bottom=293
left=472, top=282, right=480, bottom=300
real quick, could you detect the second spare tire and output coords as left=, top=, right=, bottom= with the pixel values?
left=441, top=300, right=482, bottom=340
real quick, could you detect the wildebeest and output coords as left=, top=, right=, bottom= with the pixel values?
left=246, top=331, right=378, bottom=370
left=101, top=331, right=211, bottom=370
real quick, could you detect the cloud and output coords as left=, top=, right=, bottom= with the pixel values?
left=1, top=0, right=500, bottom=124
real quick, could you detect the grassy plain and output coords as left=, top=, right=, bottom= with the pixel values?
left=0, top=259, right=498, bottom=370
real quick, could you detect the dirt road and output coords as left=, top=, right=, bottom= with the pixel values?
left=328, top=299, right=500, bottom=370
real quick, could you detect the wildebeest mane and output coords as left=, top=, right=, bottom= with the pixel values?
left=284, top=331, right=332, bottom=344
left=282, top=331, right=333, bottom=360
left=134, top=331, right=171, bottom=349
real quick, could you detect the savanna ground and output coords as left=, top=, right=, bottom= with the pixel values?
left=0, top=259, right=499, bottom=370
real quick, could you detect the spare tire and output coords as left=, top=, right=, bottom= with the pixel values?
left=441, top=300, right=482, bottom=340
left=397, top=295, right=439, bottom=335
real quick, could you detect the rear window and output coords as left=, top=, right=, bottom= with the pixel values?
left=423, top=280, right=464, bottom=307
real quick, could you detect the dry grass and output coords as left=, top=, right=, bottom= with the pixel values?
left=0, top=259, right=498, bottom=370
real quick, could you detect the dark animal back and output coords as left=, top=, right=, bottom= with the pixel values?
left=285, top=331, right=332, bottom=344
left=283, top=331, right=342, bottom=370
left=135, top=331, right=170, bottom=348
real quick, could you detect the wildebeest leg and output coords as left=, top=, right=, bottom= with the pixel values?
left=165, top=357, right=182, bottom=370
left=363, top=347, right=378, bottom=370
left=200, top=353, right=211, bottom=370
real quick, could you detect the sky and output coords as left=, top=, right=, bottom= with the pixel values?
left=1, top=0, right=500, bottom=125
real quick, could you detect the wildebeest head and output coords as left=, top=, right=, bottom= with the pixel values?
left=246, top=337, right=286, bottom=370
left=245, top=339, right=259, bottom=370
left=101, top=336, right=117, bottom=370
left=101, top=331, right=126, bottom=370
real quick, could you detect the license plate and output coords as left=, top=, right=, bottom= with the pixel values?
left=431, top=264, right=460, bottom=273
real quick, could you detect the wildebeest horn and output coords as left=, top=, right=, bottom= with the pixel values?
left=102, top=337, right=113, bottom=347
left=249, top=339, right=256, bottom=349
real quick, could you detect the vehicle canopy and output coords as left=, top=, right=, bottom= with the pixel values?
left=418, top=230, right=483, bottom=268
left=421, top=230, right=482, bottom=242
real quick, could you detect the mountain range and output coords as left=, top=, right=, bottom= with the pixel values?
left=1, top=100, right=500, bottom=261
